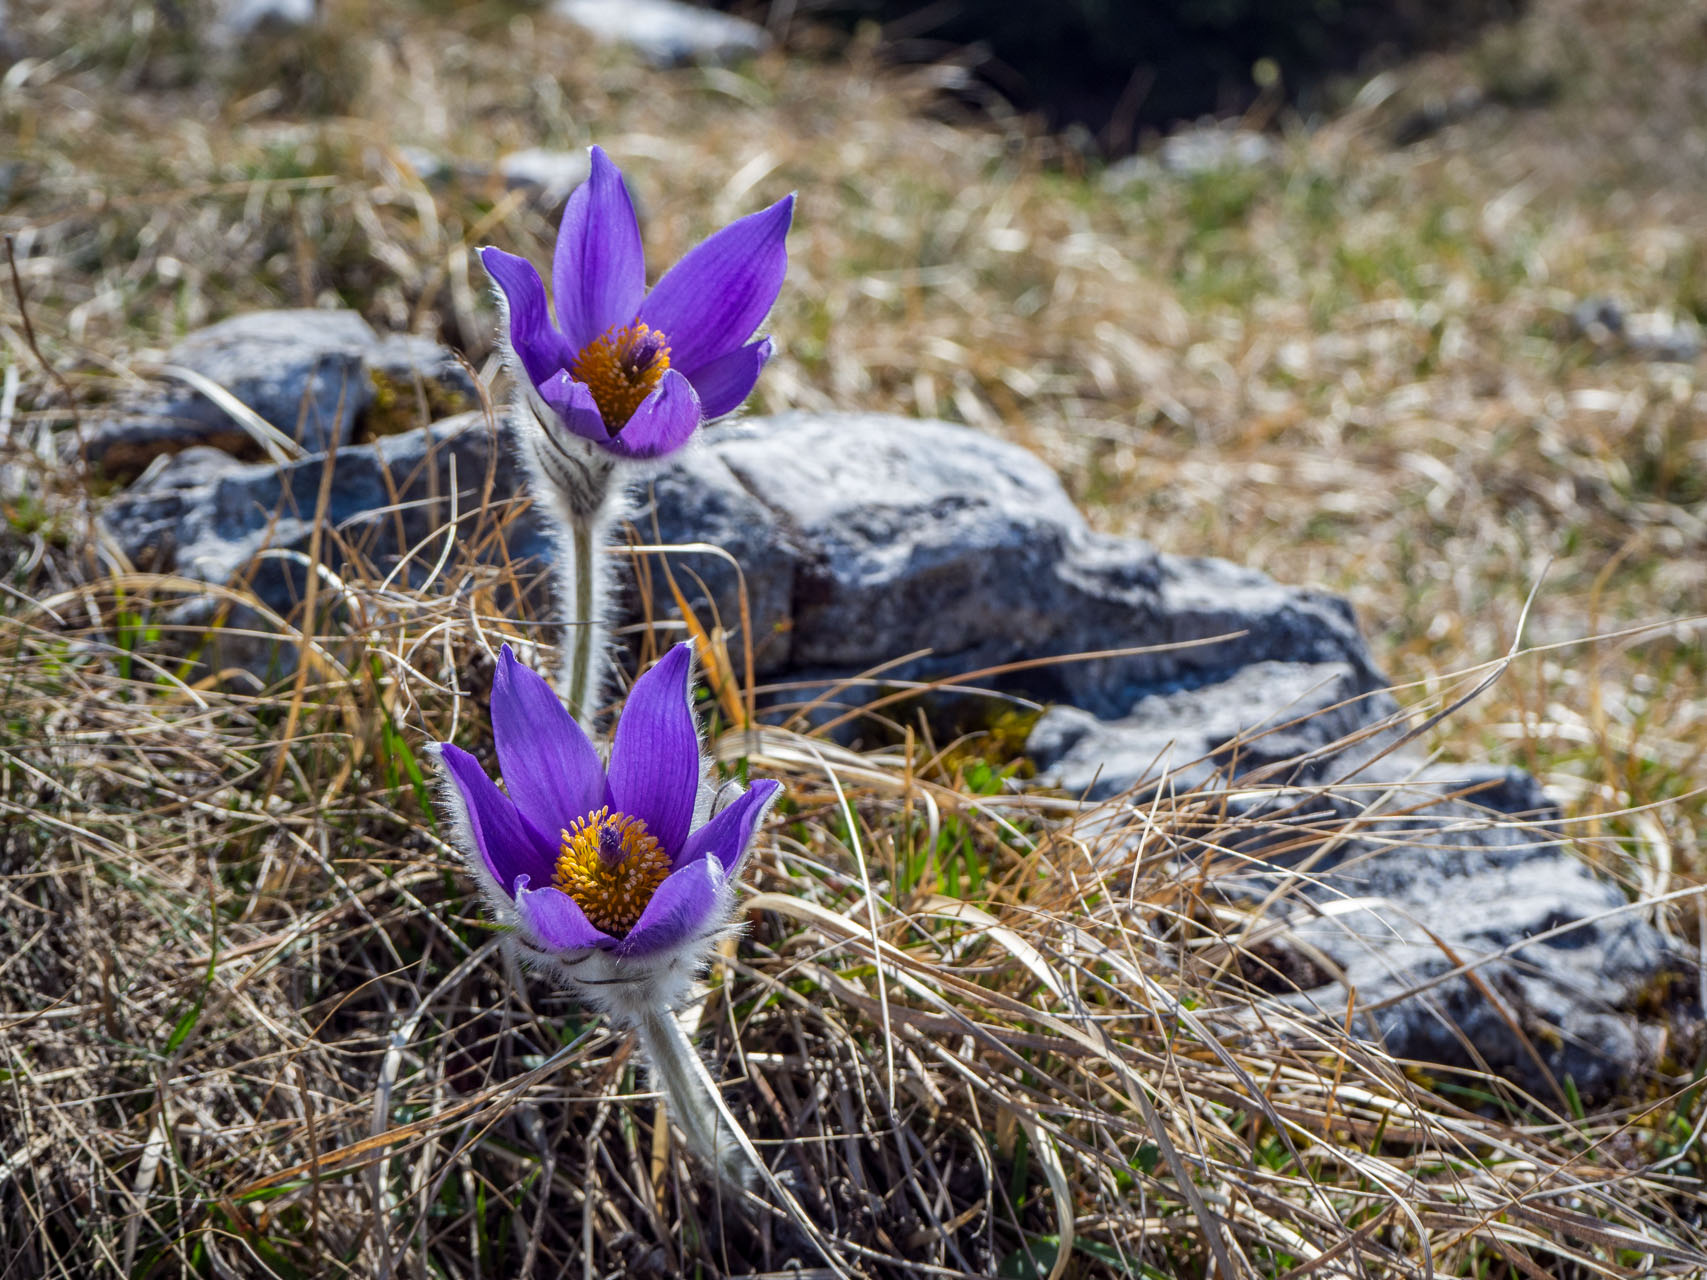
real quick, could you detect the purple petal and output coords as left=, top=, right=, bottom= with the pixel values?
left=536, top=371, right=613, bottom=444
left=681, top=337, right=772, bottom=420
left=605, top=369, right=701, bottom=459
left=615, top=854, right=724, bottom=958
left=491, top=645, right=606, bottom=839
left=638, top=194, right=794, bottom=374
left=553, top=146, right=646, bottom=353
left=437, top=743, right=556, bottom=896
left=677, top=778, right=780, bottom=874
left=479, top=247, right=572, bottom=387
left=515, top=880, right=617, bottom=952
left=605, top=642, right=700, bottom=856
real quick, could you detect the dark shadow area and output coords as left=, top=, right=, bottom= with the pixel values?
left=750, top=0, right=1528, bottom=151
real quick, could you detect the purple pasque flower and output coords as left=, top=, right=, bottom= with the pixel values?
left=480, top=146, right=793, bottom=461
left=435, top=641, right=779, bottom=1001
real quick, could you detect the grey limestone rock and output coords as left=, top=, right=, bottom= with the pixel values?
left=1103, top=123, right=1278, bottom=190
left=497, top=149, right=593, bottom=205
left=211, top=0, right=318, bottom=43
left=102, top=409, right=1380, bottom=706
left=1030, top=651, right=1680, bottom=1098
left=86, top=311, right=472, bottom=480
left=1569, top=296, right=1702, bottom=364
left=554, top=0, right=770, bottom=68
left=396, top=146, right=456, bottom=187
left=109, top=410, right=532, bottom=602
left=1212, top=780, right=1675, bottom=1101
left=1160, top=122, right=1278, bottom=175
left=1029, top=660, right=1399, bottom=801
left=672, top=415, right=1381, bottom=719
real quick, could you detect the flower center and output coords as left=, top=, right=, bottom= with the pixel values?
left=568, top=322, right=672, bottom=431
left=553, top=806, right=672, bottom=936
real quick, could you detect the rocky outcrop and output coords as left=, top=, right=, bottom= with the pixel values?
left=99, top=404, right=1691, bottom=1098
left=105, top=410, right=1381, bottom=708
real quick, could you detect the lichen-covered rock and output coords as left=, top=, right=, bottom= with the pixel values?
left=364, top=333, right=479, bottom=433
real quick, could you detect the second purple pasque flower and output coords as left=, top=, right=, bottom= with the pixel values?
left=480, top=146, right=793, bottom=461
left=436, top=642, right=780, bottom=1011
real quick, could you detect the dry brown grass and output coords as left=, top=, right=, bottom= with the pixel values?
left=2, top=520, right=1704, bottom=1277
left=3, top=0, right=1707, bottom=1274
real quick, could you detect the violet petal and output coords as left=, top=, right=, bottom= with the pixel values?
left=638, top=194, right=794, bottom=374
left=479, top=246, right=572, bottom=387
left=615, top=854, right=724, bottom=958
left=537, top=371, right=613, bottom=444
left=515, top=879, right=616, bottom=952
left=605, top=369, right=701, bottom=459
left=676, top=778, right=780, bottom=874
left=681, top=337, right=772, bottom=420
left=491, top=645, right=606, bottom=838
left=437, top=742, right=556, bottom=896
left=552, top=146, right=646, bottom=353
left=605, top=642, right=700, bottom=856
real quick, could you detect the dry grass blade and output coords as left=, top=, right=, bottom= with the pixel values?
left=148, top=364, right=307, bottom=466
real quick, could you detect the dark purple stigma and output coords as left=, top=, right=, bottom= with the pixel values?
left=621, top=329, right=668, bottom=379
left=596, top=822, right=628, bottom=869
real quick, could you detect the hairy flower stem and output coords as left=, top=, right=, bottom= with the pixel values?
left=564, top=518, right=600, bottom=724
left=515, top=401, right=623, bottom=721
left=635, top=1005, right=755, bottom=1190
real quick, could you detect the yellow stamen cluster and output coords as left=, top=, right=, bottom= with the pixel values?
left=553, top=807, right=671, bottom=936
left=569, top=322, right=672, bottom=430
